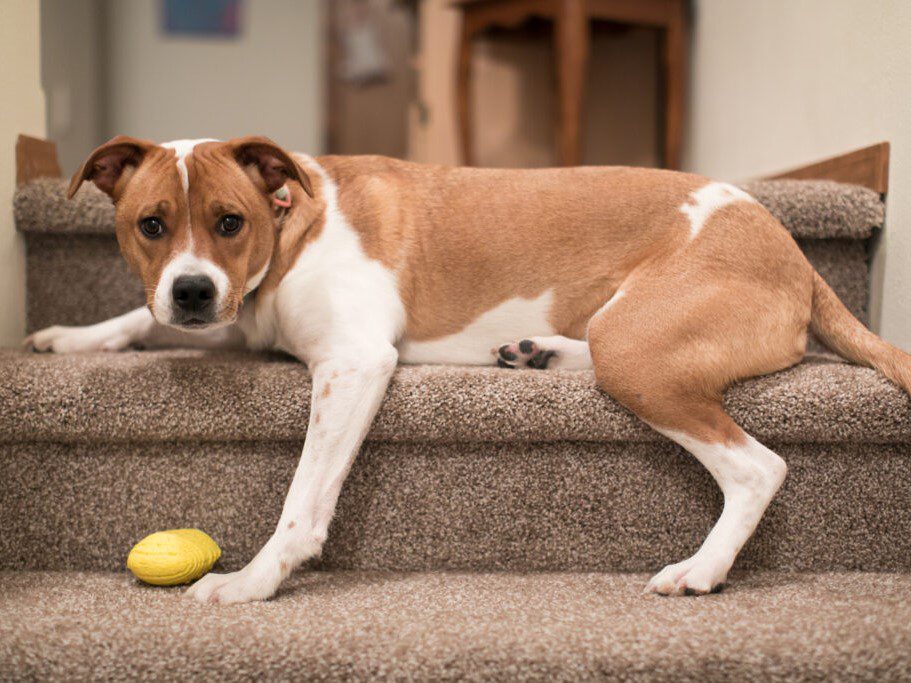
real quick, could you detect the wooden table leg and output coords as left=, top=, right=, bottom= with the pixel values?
left=457, top=18, right=475, bottom=167
left=554, top=0, right=589, bottom=167
left=659, top=11, right=686, bottom=170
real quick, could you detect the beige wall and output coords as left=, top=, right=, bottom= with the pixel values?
left=0, top=0, right=45, bottom=347
left=105, top=0, right=325, bottom=156
left=685, top=0, right=911, bottom=348
left=409, top=0, right=459, bottom=165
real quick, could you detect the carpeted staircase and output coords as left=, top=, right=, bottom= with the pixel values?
left=2, top=177, right=910, bottom=680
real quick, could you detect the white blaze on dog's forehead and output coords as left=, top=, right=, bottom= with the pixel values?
left=161, top=138, right=218, bottom=193
left=160, top=139, right=217, bottom=250
left=680, top=182, right=755, bottom=239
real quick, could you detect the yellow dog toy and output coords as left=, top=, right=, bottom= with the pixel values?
left=126, top=529, right=221, bottom=586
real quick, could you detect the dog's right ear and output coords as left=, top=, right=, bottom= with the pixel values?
left=230, top=136, right=314, bottom=198
left=68, top=135, right=155, bottom=200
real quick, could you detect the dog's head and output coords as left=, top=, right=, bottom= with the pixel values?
left=69, top=136, right=313, bottom=330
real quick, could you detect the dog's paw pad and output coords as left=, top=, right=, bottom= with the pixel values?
left=494, top=339, right=557, bottom=369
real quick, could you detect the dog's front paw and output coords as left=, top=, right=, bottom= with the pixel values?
left=187, top=568, right=279, bottom=605
left=24, top=324, right=132, bottom=354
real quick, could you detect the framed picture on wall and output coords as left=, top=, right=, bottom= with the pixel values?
left=162, top=0, right=242, bottom=37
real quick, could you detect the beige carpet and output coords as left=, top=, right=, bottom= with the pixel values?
left=3, top=351, right=909, bottom=444
left=2, top=350, right=911, bottom=574
left=2, top=571, right=909, bottom=681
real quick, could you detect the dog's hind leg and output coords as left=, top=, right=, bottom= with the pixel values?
left=586, top=265, right=808, bottom=595
left=642, top=412, right=787, bottom=594
left=494, top=335, right=593, bottom=369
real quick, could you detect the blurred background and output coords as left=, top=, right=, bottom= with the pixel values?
left=35, top=0, right=664, bottom=172
left=2, top=0, right=911, bottom=347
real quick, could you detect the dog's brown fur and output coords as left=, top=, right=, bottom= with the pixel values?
left=70, top=136, right=911, bottom=450
left=321, top=155, right=911, bottom=446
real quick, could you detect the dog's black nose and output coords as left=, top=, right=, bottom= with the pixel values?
left=172, top=275, right=216, bottom=313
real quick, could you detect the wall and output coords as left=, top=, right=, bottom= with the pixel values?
left=105, top=0, right=324, bottom=158
left=0, top=0, right=46, bottom=347
left=685, top=0, right=911, bottom=348
left=41, top=0, right=106, bottom=174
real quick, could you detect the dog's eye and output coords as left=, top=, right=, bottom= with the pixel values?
left=217, top=215, right=244, bottom=236
left=138, top=217, right=165, bottom=239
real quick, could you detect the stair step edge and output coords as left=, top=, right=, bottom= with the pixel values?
left=3, top=350, right=910, bottom=445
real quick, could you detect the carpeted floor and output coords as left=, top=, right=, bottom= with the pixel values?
left=2, top=571, right=910, bottom=681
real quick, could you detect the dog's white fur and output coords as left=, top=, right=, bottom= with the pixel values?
left=399, top=290, right=555, bottom=365
left=680, top=182, right=756, bottom=239
left=646, top=428, right=787, bottom=594
left=153, top=252, right=233, bottom=328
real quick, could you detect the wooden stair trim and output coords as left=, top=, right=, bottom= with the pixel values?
left=766, top=142, right=890, bottom=194
left=16, top=135, right=62, bottom=186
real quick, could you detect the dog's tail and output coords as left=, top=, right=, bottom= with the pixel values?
left=810, top=270, right=911, bottom=393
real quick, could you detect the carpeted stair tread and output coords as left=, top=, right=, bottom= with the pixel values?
left=14, top=179, right=115, bottom=236
left=15, top=176, right=884, bottom=240
left=739, top=179, right=884, bottom=239
left=2, top=350, right=909, bottom=444
left=2, top=570, right=909, bottom=681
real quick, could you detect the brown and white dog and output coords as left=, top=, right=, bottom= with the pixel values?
left=27, top=135, right=911, bottom=604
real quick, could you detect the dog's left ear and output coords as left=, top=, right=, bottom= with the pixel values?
left=231, top=136, right=314, bottom=198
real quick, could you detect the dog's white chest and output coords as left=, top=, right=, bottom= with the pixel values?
left=239, top=159, right=406, bottom=360
left=397, top=290, right=556, bottom=365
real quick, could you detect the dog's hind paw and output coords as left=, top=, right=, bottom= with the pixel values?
left=494, top=339, right=557, bottom=370
left=645, top=554, right=730, bottom=597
